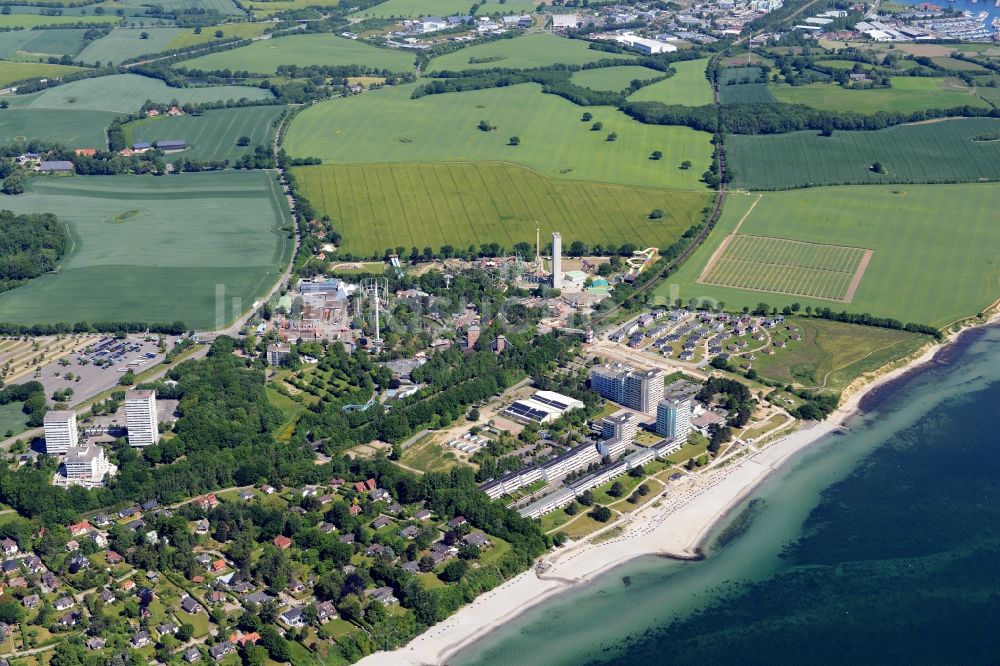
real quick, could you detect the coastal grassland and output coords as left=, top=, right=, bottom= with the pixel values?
left=0, top=108, right=117, bottom=148
left=125, top=105, right=284, bottom=162
left=769, top=77, right=988, bottom=114
left=626, top=58, right=712, bottom=106
left=700, top=235, right=869, bottom=302
left=728, top=118, right=1000, bottom=190
left=5, top=73, right=272, bottom=113
left=284, top=83, right=713, bottom=189
left=291, top=162, right=711, bottom=257
left=751, top=316, right=929, bottom=394
left=176, top=33, right=415, bottom=74
left=427, top=33, right=627, bottom=72
left=570, top=66, right=662, bottom=92
left=77, top=27, right=183, bottom=65
left=661, top=185, right=1000, bottom=327
left=0, top=14, right=120, bottom=28
left=166, top=22, right=270, bottom=50
left=0, top=171, right=293, bottom=329
left=0, top=61, right=84, bottom=86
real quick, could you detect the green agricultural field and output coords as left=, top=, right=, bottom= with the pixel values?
left=0, top=61, right=84, bottom=87
left=627, top=58, right=712, bottom=106
left=351, top=0, right=474, bottom=17
left=571, top=66, right=662, bottom=92
left=728, top=118, right=1000, bottom=190
left=0, top=171, right=293, bottom=329
left=662, top=185, right=1000, bottom=327
left=428, top=33, right=627, bottom=72
left=166, top=22, right=270, bottom=50
left=751, top=316, right=928, bottom=394
left=5, top=73, right=272, bottom=113
left=91, top=0, right=244, bottom=15
left=930, top=56, right=987, bottom=72
left=291, top=162, right=711, bottom=257
left=0, top=29, right=90, bottom=59
left=0, top=14, right=121, bottom=28
left=248, top=0, right=340, bottom=17
left=475, top=0, right=537, bottom=15
left=770, top=77, right=988, bottom=114
left=177, top=32, right=414, bottom=74
left=720, top=81, right=774, bottom=104
left=285, top=82, right=712, bottom=189
left=126, top=105, right=284, bottom=162
left=0, top=108, right=116, bottom=148
left=77, top=27, right=183, bottom=65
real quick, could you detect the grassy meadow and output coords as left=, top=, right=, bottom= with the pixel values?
left=0, top=61, right=84, bottom=87
left=0, top=14, right=121, bottom=28
left=661, top=185, right=1000, bottom=327
left=770, top=77, right=988, bottom=114
left=0, top=108, right=116, bottom=148
left=284, top=82, right=712, bottom=189
left=177, top=33, right=415, bottom=74
left=0, top=29, right=90, bottom=60
left=428, top=33, right=626, bottom=72
left=166, top=22, right=270, bottom=50
left=291, top=162, right=711, bottom=257
left=350, top=0, right=479, bottom=17
left=728, top=118, right=1000, bottom=190
left=247, top=0, right=340, bottom=16
left=751, top=316, right=929, bottom=394
left=126, top=105, right=284, bottom=162
left=6, top=73, right=272, bottom=113
left=0, top=172, right=293, bottom=329
left=571, top=66, right=662, bottom=92
left=627, top=58, right=712, bottom=106
left=77, top=27, right=183, bottom=65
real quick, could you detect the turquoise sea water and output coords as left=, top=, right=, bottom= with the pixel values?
left=455, top=324, right=1000, bottom=666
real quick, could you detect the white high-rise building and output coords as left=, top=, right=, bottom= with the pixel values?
left=551, top=232, right=562, bottom=289
left=125, top=389, right=159, bottom=447
left=656, top=398, right=692, bottom=442
left=601, top=412, right=638, bottom=443
left=590, top=364, right=665, bottom=414
left=43, top=410, right=78, bottom=454
left=61, top=444, right=118, bottom=488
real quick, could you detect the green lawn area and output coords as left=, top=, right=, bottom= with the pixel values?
left=126, top=105, right=285, bottom=163
left=428, top=33, right=627, bottom=72
left=751, top=316, right=929, bottom=394
left=664, top=435, right=708, bottom=465
left=562, top=510, right=615, bottom=538
left=627, top=58, right=712, bottom=106
left=177, top=32, right=414, bottom=75
left=399, top=435, right=467, bottom=474
left=6, top=73, right=272, bottom=113
left=0, top=61, right=84, bottom=86
left=591, top=473, right=642, bottom=505
left=660, top=184, right=1000, bottom=328
left=176, top=609, right=211, bottom=637
left=292, top=162, right=711, bottom=258
left=539, top=507, right=573, bottom=533
left=770, top=76, right=988, bottom=114
left=0, top=401, right=29, bottom=437
left=285, top=82, right=713, bottom=190
left=727, top=118, right=1000, bottom=190
left=570, top=65, right=662, bottom=92
left=0, top=171, right=293, bottom=329
left=417, top=571, right=447, bottom=590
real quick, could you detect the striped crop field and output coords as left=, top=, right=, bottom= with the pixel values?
left=291, top=162, right=712, bottom=258
left=699, top=235, right=871, bottom=302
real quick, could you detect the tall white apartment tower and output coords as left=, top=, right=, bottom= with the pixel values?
left=125, top=389, right=159, bottom=447
left=656, top=398, right=692, bottom=442
left=551, top=232, right=562, bottom=289
left=43, top=410, right=78, bottom=454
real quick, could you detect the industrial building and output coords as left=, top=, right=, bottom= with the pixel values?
left=125, top=389, right=159, bottom=448
left=502, top=390, right=583, bottom=424
left=44, top=411, right=78, bottom=454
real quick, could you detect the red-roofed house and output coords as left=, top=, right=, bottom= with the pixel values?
left=74, top=148, right=97, bottom=157
left=68, top=521, right=91, bottom=537
left=210, top=559, right=225, bottom=572
left=231, top=632, right=260, bottom=646
left=349, top=504, right=362, bottom=516
left=273, top=535, right=292, bottom=550
left=365, top=478, right=377, bottom=490
left=353, top=482, right=366, bottom=493
left=194, top=494, right=219, bottom=510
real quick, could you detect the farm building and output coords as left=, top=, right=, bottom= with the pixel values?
left=155, top=139, right=188, bottom=152
left=37, top=161, right=74, bottom=173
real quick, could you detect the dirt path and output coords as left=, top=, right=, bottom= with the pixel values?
left=843, top=249, right=873, bottom=303
left=696, top=193, right=761, bottom=282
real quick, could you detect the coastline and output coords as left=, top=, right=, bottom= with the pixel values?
left=356, top=314, right=998, bottom=666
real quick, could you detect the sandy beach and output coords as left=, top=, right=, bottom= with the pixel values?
left=357, top=318, right=989, bottom=666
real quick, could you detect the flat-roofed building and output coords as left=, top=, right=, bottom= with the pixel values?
left=44, top=410, right=78, bottom=454
left=590, top=363, right=665, bottom=414
left=601, top=411, right=638, bottom=443
left=125, top=389, right=159, bottom=448
left=267, top=344, right=290, bottom=366
left=61, top=445, right=118, bottom=488
left=656, top=398, right=692, bottom=441
left=503, top=390, right=583, bottom=424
